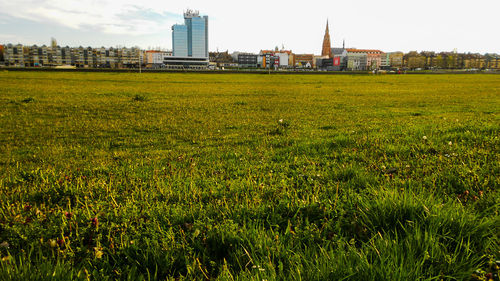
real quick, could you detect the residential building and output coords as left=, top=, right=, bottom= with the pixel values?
left=48, top=45, right=62, bottom=66
left=366, top=50, right=383, bottom=69
left=346, top=49, right=367, bottom=70
left=389, top=52, right=404, bottom=68
left=259, top=49, right=292, bottom=68
left=404, top=51, right=426, bottom=69
left=260, top=51, right=279, bottom=69
left=28, top=45, right=49, bottom=66
left=380, top=52, right=390, bottom=69
left=210, top=51, right=235, bottom=68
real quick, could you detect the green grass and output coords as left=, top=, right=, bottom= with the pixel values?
left=0, top=71, right=499, bottom=280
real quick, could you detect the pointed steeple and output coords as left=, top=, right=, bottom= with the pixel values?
left=321, top=19, right=332, bottom=58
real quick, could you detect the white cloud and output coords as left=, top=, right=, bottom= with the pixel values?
left=0, top=0, right=499, bottom=53
left=0, top=0, right=181, bottom=35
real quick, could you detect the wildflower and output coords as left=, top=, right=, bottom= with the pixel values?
left=278, top=119, right=283, bottom=123
left=91, top=217, right=98, bottom=227
left=49, top=239, right=57, bottom=248
left=94, top=247, right=103, bottom=259
left=65, top=212, right=73, bottom=219
left=0, top=241, right=9, bottom=249
left=422, top=136, right=427, bottom=140
left=1, top=256, right=11, bottom=262
left=448, top=141, right=452, bottom=146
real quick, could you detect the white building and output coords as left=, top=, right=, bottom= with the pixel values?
left=274, top=52, right=289, bottom=67
left=145, top=50, right=172, bottom=67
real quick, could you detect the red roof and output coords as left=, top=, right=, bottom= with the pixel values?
left=346, top=48, right=383, bottom=54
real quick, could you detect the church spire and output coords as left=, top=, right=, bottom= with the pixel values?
left=321, top=19, right=332, bottom=58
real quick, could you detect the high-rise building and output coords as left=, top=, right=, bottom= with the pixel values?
left=172, top=10, right=208, bottom=58
left=172, top=24, right=188, bottom=57
left=321, top=20, right=332, bottom=58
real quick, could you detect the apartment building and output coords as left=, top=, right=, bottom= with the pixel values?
left=346, top=49, right=367, bottom=70
left=389, top=52, right=404, bottom=68
left=3, top=44, right=26, bottom=66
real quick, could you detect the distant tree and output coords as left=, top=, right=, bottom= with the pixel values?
left=405, top=51, right=425, bottom=69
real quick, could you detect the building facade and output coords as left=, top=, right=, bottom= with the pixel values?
left=389, top=52, right=404, bottom=68
left=331, top=47, right=348, bottom=71
left=172, top=10, right=208, bottom=58
left=3, top=44, right=25, bottom=66
left=294, top=54, right=314, bottom=68
left=145, top=50, right=172, bottom=68
left=346, top=49, right=367, bottom=70
left=237, top=53, right=258, bottom=67
left=172, top=24, right=188, bottom=57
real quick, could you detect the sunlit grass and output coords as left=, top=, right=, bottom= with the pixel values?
left=0, top=71, right=499, bottom=280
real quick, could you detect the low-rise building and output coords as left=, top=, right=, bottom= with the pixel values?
left=294, top=54, right=314, bottom=68
left=389, top=52, right=404, bottom=68
left=380, top=52, right=390, bottom=69
left=237, top=53, right=258, bottom=68
left=346, top=49, right=367, bottom=70
left=331, top=47, right=348, bottom=71
left=145, top=50, right=171, bottom=68
left=209, top=51, right=234, bottom=68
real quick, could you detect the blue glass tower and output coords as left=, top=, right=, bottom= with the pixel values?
left=172, top=24, right=188, bottom=57
left=172, top=10, right=208, bottom=58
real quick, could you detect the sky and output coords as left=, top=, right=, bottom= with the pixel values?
left=0, top=0, right=499, bottom=54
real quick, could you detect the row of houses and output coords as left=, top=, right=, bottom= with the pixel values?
left=209, top=48, right=404, bottom=71
left=210, top=48, right=500, bottom=71
left=1, top=43, right=499, bottom=71
left=0, top=43, right=173, bottom=68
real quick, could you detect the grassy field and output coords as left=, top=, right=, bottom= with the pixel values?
left=0, top=71, right=498, bottom=280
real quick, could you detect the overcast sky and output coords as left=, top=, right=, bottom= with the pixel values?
left=0, top=0, right=498, bottom=54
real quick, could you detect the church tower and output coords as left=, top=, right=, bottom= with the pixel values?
left=321, top=20, right=332, bottom=58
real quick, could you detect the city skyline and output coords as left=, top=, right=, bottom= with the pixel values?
left=0, top=0, right=499, bottom=54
